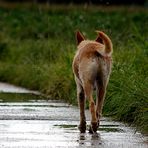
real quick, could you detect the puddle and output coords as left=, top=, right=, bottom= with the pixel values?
left=0, top=83, right=147, bottom=148
left=0, top=100, right=147, bottom=148
left=0, top=82, right=40, bottom=95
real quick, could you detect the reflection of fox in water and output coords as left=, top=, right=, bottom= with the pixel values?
left=72, top=31, right=113, bottom=133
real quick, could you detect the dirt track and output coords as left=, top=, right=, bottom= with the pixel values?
left=0, top=83, right=147, bottom=148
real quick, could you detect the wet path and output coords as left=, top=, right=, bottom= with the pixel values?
left=0, top=83, right=147, bottom=148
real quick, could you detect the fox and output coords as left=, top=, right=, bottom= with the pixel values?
left=72, top=30, right=113, bottom=133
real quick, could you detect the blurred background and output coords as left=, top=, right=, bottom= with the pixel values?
left=0, top=0, right=147, bottom=5
left=0, top=0, right=147, bottom=134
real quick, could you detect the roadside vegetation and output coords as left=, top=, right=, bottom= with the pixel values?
left=0, top=4, right=147, bottom=134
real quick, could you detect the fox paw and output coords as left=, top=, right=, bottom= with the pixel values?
left=78, top=121, right=86, bottom=133
left=88, top=122, right=98, bottom=134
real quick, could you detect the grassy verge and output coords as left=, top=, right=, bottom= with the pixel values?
left=0, top=5, right=147, bottom=134
left=0, top=92, right=44, bottom=102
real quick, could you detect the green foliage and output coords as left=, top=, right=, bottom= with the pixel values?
left=0, top=5, right=147, bottom=133
left=0, top=92, right=44, bottom=102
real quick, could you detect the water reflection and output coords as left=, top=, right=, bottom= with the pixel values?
left=78, top=132, right=102, bottom=147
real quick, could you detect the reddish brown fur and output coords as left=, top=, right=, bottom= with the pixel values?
left=72, top=30, right=113, bottom=133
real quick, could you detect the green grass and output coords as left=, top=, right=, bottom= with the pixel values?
left=0, top=5, right=147, bottom=134
left=0, top=92, right=44, bottom=102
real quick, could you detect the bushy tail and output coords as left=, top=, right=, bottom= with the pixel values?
left=96, top=31, right=113, bottom=55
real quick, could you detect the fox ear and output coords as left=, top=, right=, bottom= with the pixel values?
left=95, top=35, right=103, bottom=44
left=95, top=30, right=103, bottom=44
left=76, top=31, right=85, bottom=45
